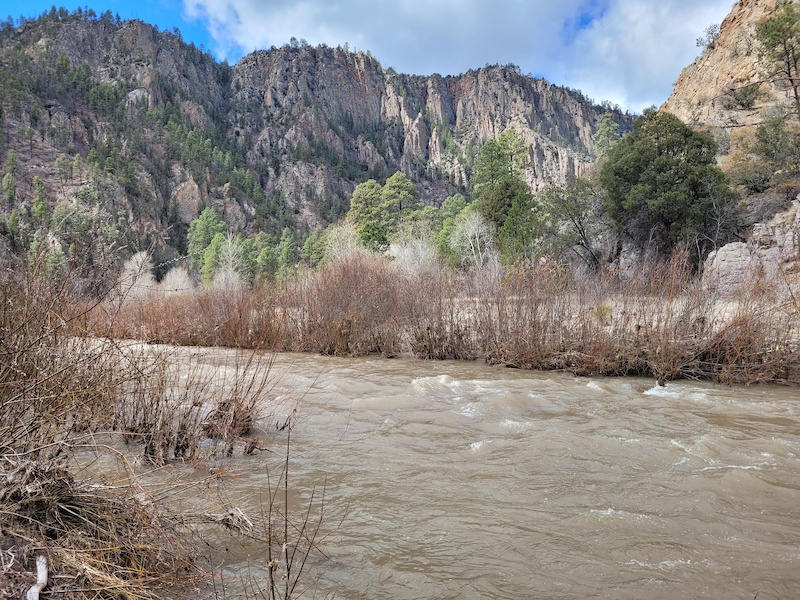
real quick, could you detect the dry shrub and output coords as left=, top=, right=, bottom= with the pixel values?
left=697, top=287, right=800, bottom=384
left=111, top=346, right=207, bottom=465
left=291, top=253, right=403, bottom=356
left=404, top=269, right=477, bottom=360
left=477, top=263, right=574, bottom=369
left=0, top=262, right=118, bottom=458
left=106, top=345, right=278, bottom=465
left=288, top=253, right=478, bottom=359
left=0, top=259, right=204, bottom=598
left=94, top=282, right=286, bottom=351
left=1, top=257, right=287, bottom=599
left=383, top=259, right=477, bottom=360
left=199, top=350, right=277, bottom=449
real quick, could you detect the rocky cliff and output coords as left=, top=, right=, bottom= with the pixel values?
left=231, top=44, right=617, bottom=226
left=0, top=12, right=629, bottom=262
left=663, top=0, right=780, bottom=129
left=662, top=0, right=800, bottom=291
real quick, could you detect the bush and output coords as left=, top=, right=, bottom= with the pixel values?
left=599, top=110, right=738, bottom=263
left=0, top=257, right=305, bottom=598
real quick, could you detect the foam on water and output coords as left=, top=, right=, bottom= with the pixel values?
left=589, top=507, right=652, bottom=521
left=459, top=402, right=481, bottom=417
left=469, top=440, right=490, bottom=451
left=501, top=418, right=535, bottom=432
left=625, top=559, right=694, bottom=571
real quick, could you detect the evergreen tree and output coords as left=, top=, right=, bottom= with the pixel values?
left=4, top=150, right=18, bottom=175
left=187, top=207, right=227, bottom=269
left=200, top=231, right=226, bottom=283
left=434, top=194, right=469, bottom=264
left=301, top=228, right=327, bottom=267
left=346, top=179, right=389, bottom=251
left=256, top=245, right=278, bottom=279
left=32, top=177, right=49, bottom=224
left=497, top=184, right=541, bottom=263
left=599, top=110, right=737, bottom=262
left=757, top=2, right=800, bottom=118
left=276, top=227, right=297, bottom=278
left=234, top=234, right=257, bottom=284
left=2, top=172, right=15, bottom=206
left=471, top=129, right=528, bottom=202
left=381, top=171, right=420, bottom=215
left=593, top=113, right=621, bottom=160
left=55, top=153, right=71, bottom=189
left=72, top=154, right=83, bottom=182
left=471, top=129, right=538, bottom=261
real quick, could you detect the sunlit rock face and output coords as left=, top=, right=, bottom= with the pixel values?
left=663, top=0, right=781, bottom=130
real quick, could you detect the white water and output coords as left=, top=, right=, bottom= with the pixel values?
left=187, top=352, right=800, bottom=599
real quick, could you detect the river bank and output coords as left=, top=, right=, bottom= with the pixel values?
left=98, top=252, right=800, bottom=386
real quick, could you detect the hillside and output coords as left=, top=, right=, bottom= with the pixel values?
left=662, top=0, right=800, bottom=291
left=663, top=0, right=780, bottom=129
left=0, top=9, right=629, bottom=271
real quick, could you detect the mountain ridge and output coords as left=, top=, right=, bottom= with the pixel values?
left=0, top=10, right=630, bottom=264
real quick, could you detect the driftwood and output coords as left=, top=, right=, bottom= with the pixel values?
left=25, top=555, right=47, bottom=600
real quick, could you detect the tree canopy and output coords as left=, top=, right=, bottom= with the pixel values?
left=346, top=172, right=419, bottom=251
left=598, top=110, right=737, bottom=263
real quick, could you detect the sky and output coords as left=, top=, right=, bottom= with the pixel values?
left=1, top=0, right=735, bottom=113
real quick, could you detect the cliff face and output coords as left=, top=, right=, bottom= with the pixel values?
left=663, top=0, right=780, bottom=129
left=0, top=13, right=630, bottom=261
left=231, top=45, right=616, bottom=224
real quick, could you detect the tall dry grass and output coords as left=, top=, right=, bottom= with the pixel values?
left=0, top=254, right=307, bottom=598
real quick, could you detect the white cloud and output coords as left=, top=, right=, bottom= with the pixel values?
left=183, top=0, right=734, bottom=112
left=557, top=0, right=733, bottom=112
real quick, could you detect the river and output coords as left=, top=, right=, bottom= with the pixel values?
left=187, top=351, right=800, bottom=599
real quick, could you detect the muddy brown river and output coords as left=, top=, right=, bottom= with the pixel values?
left=184, top=351, right=800, bottom=599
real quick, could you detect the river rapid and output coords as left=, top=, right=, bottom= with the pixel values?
left=195, top=351, right=800, bottom=599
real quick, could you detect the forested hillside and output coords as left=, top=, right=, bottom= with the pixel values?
left=0, top=7, right=629, bottom=280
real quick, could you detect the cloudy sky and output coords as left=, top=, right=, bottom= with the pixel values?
left=5, top=0, right=734, bottom=113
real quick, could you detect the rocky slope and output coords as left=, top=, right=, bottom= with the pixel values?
left=663, top=0, right=780, bottom=130
left=0, top=11, right=629, bottom=263
left=663, top=0, right=800, bottom=292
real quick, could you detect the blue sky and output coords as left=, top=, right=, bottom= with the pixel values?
left=4, top=1, right=216, bottom=54
left=0, top=0, right=734, bottom=113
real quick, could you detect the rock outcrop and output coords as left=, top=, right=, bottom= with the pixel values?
left=663, top=0, right=781, bottom=129
left=704, top=200, right=800, bottom=294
